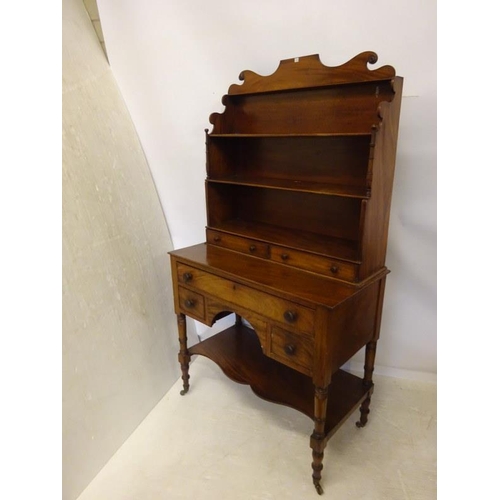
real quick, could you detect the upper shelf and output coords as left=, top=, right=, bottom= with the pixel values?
left=209, top=78, right=395, bottom=135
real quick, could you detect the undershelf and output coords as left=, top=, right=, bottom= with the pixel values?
left=189, top=324, right=371, bottom=439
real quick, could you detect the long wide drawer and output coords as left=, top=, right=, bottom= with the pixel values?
left=176, top=262, right=314, bottom=334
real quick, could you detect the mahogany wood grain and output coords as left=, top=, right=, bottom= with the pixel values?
left=171, top=52, right=402, bottom=495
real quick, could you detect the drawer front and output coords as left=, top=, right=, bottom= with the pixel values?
left=177, top=263, right=314, bottom=334
left=207, top=229, right=269, bottom=259
left=178, top=286, right=205, bottom=320
left=269, top=326, right=314, bottom=375
left=270, top=245, right=358, bottom=281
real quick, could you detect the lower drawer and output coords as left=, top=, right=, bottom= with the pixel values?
left=178, top=286, right=205, bottom=320
left=269, top=326, right=314, bottom=376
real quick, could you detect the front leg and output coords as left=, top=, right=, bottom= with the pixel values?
left=177, top=313, right=191, bottom=395
left=310, top=386, right=329, bottom=495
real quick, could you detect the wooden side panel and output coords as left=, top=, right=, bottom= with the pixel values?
left=359, top=77, right=404, bottom=279
left=325, top=279, right=382, bottom=375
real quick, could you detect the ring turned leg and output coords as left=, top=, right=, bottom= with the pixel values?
left=356, top=340, right=377, bottom=428
left=177, top=313, right=191, bottom=395
left=310, top=386, right=329, bottom=495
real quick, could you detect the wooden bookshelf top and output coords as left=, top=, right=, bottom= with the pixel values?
left=227, top=52, right=395, bottom=96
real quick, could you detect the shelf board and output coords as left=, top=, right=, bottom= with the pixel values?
left=207, top=176, right=369, bottom=199
left=212, top=219, right=360, bottom=263
left=209, top=132, right=372, bottom=138
left=189, top=324, right=370, bottom=439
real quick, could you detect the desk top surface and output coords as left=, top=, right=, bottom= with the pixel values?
left=170, top=243, right=387, bottom=309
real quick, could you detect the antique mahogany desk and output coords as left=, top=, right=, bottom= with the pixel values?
left=169, top=52, right=403, bottom=494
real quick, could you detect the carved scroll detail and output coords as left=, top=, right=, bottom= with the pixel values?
left=228, top=52, right=395, bottom=95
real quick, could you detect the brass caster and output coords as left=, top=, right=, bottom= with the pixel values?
left=180, top=388, right=189, bottom=396
left=355, top=420, right=366, bottom=428
left=314, top=481, right=324, bottom=495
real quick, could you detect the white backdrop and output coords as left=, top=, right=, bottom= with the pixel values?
left=97, top=0, right=436, bottom=376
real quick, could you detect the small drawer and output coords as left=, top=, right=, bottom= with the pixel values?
left=270, top=245, right=358, bottom=282
left=177, top=263, right=315, bottom=334
left=178, top=286, right=205, bottom=320
left=207, top=229, right=269, bottom=259
left=269, top=326, right=314, bottom=375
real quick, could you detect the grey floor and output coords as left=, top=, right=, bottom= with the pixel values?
left=77, top=356, right=436, bottom=500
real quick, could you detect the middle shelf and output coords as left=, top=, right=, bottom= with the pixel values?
left=206, top=182, right=363, bottom=263
left=207, top=175, right=369, bottom=198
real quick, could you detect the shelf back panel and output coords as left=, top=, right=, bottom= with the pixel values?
left=207, top=183, right=361, bottom=244
left=208, top=135, right=370, bottom=189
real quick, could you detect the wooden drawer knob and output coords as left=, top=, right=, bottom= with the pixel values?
left=184, top=299, right=195, bottom=308
left=330, top=265, right=339, bottom=274
left=281, top=253, right=289, bottom=261
left=182, top=272, right=193, bottom=283
left=249, top=245, right=256, bottom=252
left=284, top=310, right=297, bottom=323
left=284, top=344, right=296, bottom=355
left=213, top=235, right=221, bottom=242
